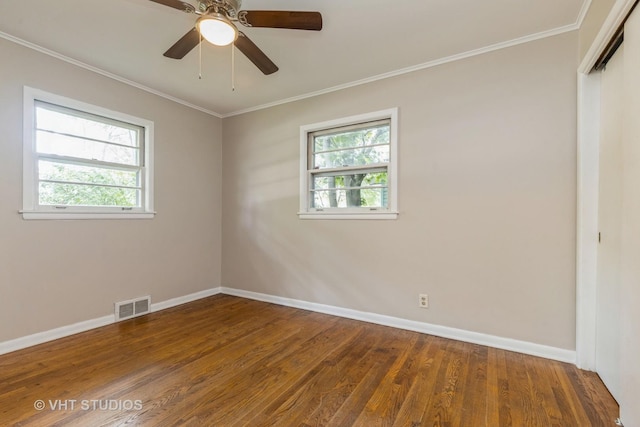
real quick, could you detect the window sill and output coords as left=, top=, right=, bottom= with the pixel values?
left=298, top=211, right=398, bottom=220
left=20, top=210, right=156, bottom=220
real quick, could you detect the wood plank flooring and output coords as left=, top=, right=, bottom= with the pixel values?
left=0, top=295, right=618, bottom=426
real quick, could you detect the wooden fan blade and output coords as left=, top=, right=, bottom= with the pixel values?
left=148, top=0, right=194, bottom=12
left=239, top=11, right=322, bottom=31
left=164, top=28, right=200, bottom=59
left=235, top=32, right=279, bottom=75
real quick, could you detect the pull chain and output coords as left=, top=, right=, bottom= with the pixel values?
left=231, top=42, right=235, bottom=91
left=198, top=32, right=203, bottom=80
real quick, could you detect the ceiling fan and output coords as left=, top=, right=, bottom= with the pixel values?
left=150, top=0, right=323, bottom=75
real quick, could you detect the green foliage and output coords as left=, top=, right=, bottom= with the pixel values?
left=39, top=163, right=138, bottom=207
left=40, top=183, right=137, bottom=207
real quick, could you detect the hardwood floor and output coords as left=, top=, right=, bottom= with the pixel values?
left=0, top=295, right=618, bottom=426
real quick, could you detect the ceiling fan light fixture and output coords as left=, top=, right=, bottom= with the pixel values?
left=197, top=13, right=238, bottom=46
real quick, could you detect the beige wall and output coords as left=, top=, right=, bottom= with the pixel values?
left=0, top=29, right=580, bottom=352
left=579, top=0, right=616, bottom=62
left=0, top=38, right=223, bottom=342
left=222, top=32, right=579, bottom=350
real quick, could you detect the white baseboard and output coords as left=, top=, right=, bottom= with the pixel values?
left=0, top=286, right=576, bottom=365
left=221, top=287, right=577, bottom=364
left=0, top=315, right=114, bottom=356
left=0, top=287, right=222, bottom=356
left=150, top=287, right=221, bottom=312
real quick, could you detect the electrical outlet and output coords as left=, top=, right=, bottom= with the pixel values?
left=419, top=294, right=429, bottom=308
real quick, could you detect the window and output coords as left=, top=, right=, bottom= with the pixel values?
left=299, top=108, right=398, bottom=219
left=21, top=87, right=154, bottom=219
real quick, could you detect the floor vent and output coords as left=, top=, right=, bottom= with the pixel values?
left=115, top=296, right=151, bottom=321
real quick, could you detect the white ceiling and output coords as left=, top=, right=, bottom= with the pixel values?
left=0, top=0, right=588, bottom=117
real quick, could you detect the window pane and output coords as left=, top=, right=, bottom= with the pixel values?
left=313, top=123, right=389, bottom=153
left=312, top=187, right=388, bottom=208
left=313, top=144, right=389, bottom=169
left=39, top=182, right=139, bottom=207
left=36, top=131, right=139, bottom=166
left=36, top=104, right=140, bottom=147
left=313, top=171, right=388, bottom=189
left=39, top=160, right=139, bottom=188
left=301, top=109, right=396, bottom=216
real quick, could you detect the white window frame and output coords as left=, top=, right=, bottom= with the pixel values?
left=299, top=108, right=399, bottom=220
left=21, top=87, right=155, bottom=220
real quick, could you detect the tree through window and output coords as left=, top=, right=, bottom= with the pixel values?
left=299, top=109, right=398, bottom=219
left=22, top=87, right=155, bottom=219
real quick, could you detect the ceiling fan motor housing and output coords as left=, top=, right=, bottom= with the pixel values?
left=200, top=0, right=241, bottom=18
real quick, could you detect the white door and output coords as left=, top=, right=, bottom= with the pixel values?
left=595, top=43, right=624, bottom=402
left=618, top=8, right=640, bottom=425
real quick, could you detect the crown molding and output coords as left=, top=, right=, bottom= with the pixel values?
left=0, top=30, right=222, bottom=118
left=2, top=16, right=581, bottom=119
left=222, top=23, right=579, bottom=117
